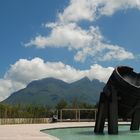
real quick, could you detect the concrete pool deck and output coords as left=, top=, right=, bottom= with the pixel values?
left=0, top=122, right=131, bottom=140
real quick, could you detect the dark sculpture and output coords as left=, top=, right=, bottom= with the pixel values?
left=94, top=66, right=140, bottom=134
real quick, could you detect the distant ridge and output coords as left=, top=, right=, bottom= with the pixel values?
left=2, top=77, right=105, bottom=106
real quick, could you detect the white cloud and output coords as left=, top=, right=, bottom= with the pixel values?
left=25, top=23, right=93, bottom=50
left=0, top=58, right=114, bottom=101
left=26, top=23, right=134, bottom=62
left=100, top=44, right=134, bottom=61
left=59, top=0, right=140, bottom=22
left=5, top=57, right=85, bottom=84
left=0, top=79, right=25, bottom=101
left=25, top=0, right=137, bottom=62
left=87, top=64, right=114, bottom=82
left=99, top=0, right=140, bottom=16
left=58, top=0, right=97, bottom=22
left=0, top=79, right=13, bottom=101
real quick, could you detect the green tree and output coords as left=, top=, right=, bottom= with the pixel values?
left=55, top=99, right=67, bottom=110
left=71, top=97, right=80, bottom=109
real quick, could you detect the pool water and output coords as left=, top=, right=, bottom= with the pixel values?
left=42, top=125, right=140, bottom=140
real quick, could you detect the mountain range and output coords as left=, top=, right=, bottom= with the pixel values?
left=2, top=77, right=105, bottom=106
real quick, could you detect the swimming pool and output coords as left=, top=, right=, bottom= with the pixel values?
left=42, top=125, right=140, bottom=140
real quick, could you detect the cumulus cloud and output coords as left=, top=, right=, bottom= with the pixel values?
left=58, top=0, right=97, bottom=22
left=26, top=24, right=134, bottom=62
left=0, top=57, right=114, bottom=101
left=99, top=0, right=140, bottom=16
left=0, top=79, right=25, bottom=101
left=25, top=23, right=93, bottom=50
left=25, top=0, right=137, bottom=62
left=97, top=44, right=134, bottom=61
left=59, top=0, right=140, bottom=22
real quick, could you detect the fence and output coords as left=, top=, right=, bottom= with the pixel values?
left=0, top=118, right=52, bottom=125
left=57, top=109, right=97, bottom=122
left=57, top=109, right=131, bottom=122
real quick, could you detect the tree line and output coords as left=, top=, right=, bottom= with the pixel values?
left=0, top=98, right=97, bottom=118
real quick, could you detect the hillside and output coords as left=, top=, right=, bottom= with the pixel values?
left=2, top=77, right=105, bottom=106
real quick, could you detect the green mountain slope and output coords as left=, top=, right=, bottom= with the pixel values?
left=3, top=77, right=105, bottom=106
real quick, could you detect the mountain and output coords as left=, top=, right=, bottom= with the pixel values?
left=2, top=77, right=105, bottom=106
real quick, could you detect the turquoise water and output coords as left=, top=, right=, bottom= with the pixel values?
left=42, top=125, right=140, bottom=140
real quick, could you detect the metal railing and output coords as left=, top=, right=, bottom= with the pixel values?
left=57, top=109, right=97, bottom=122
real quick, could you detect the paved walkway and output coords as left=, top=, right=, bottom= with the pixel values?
left=0, top=122, right=95, bottom=140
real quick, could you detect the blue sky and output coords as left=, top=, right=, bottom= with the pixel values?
left=0, top=0, right=68, bottom=76
left=0, top=0, right=140, bottom=100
